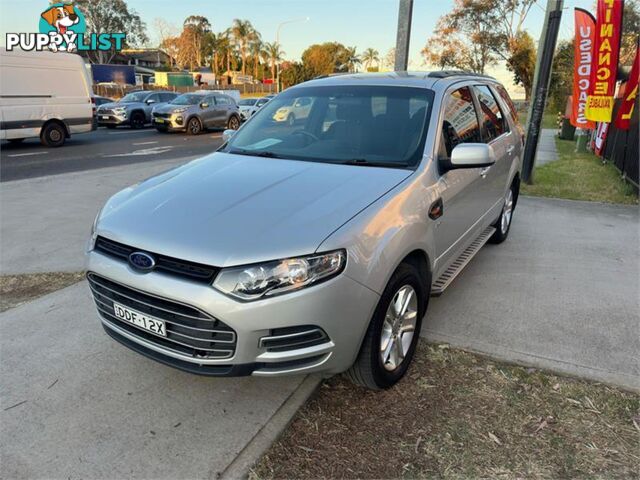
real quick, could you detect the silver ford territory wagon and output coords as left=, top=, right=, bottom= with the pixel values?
left=87, top=71, right=523, bottom=389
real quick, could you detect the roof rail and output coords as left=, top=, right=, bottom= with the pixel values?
left=427, top=70, right=496, bottom=80
left=312, top=72, right=352, bottom=80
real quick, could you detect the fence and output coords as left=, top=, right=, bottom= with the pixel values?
left=600, top=96, right=639, bottom=190
left=93, top=82, right=276, bottom=100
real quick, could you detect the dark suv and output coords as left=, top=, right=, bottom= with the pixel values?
left=96, top=91, right=178, bottom=129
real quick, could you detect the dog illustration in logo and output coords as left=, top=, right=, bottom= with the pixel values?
left=41, top=4, right=80, bottom=52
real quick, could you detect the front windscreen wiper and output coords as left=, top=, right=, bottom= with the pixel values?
left=227, top=149, right=282, bottom=159
left=341, top=158, right=409, bottom=169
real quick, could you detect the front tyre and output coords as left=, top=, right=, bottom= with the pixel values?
left=186, top=117, right=202, bottom=135
left=489, top=180, right=518, bottom=244
left=227, top=115, right=240, bottom=130
left=346, top=262, right=426, bottom=390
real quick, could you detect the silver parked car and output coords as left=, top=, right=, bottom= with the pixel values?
left=152, top=92, right=241, bottom=134
left=87, top=72, right=523, bottom=389
left=238, top=96, right=272, bottom=121
left=96, top=90, right=178, bottom=129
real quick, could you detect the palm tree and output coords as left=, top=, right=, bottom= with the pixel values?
left=265, top=41, right=284, bottom=82
left=249, top=36, right=263, bottom=81
left=361, top=48, right=380, bottom=71
left=230, top=19, right=258, bottom=75
left=345, top=46, right=361, bottom=73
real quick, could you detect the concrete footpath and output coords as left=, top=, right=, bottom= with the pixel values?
left=422, top=196, right=640, bottom=391
left=0, top=282, right=320, bottom=479
left=534, top=128, right=559, bottom=166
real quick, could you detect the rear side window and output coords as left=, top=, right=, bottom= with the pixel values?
left=160, top=93, right=176, bottom=102
left=440, top=87, right=481, bottom=158
left=474, top=85, right=508, bottom=142
left=493, top=84, right=519, bottom=125
left=216, top=96, right=230, bottom=105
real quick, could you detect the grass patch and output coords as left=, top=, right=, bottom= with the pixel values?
left=522, top=137, right=638, bottom=205
left=541, top=111, right=561, bottom=129
left=0, top=272, right=85, bottom=312
left=252, top=343, right=639, bottom=479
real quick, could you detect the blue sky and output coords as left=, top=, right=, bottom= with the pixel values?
left=0, top=0, right=592, bottom=96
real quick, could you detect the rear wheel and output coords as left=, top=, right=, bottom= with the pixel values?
left=346, top=262, right=426, bottom=390
left=40, top=122, right=66, bottom=147
left=130, top=112, right=145, bottom=129
left=186, top=117, right=202, bottom=135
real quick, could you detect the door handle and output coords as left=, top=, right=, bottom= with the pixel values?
left=480, top=167, right=491, bottom=178
left=506, top=145, right=515, bottom=155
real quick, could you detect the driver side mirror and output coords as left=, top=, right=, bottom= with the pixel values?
left=440, top=143, right=496, bottom=172
left=200, top=102, right=209, bottom=109
left=146, top=99, right=156, bottom=105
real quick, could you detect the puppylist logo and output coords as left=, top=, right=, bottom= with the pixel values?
left=6, top=1, right=126, bottom=53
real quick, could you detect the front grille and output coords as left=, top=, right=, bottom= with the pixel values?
left=94, top=236, right=219, bottom=284
left=260, top=325, right=330, bottom=352
left=98, top=109, right=115, bottom=115
left=88, top=273, right=236, bottom=360
left=153, top=112, right=172, bottom=119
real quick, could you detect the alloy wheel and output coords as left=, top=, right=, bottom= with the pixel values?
left=228, top=116, right=240, bottom=130
left=380, top=285, right=418, bottom=371
left=500, top=188, right=514, bottom=234
left=188, top=118, right=201, bottom=134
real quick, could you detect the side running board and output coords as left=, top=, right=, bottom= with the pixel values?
left=431, top=226, right=496, bottom=297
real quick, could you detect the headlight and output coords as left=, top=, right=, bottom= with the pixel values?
left=88, top=207, right=103, bottom=250
left=113, top=107, right=126, bottom=114
left=172, top=107, right=188, bottom=113
left=213, top=250, right=346, bottom=301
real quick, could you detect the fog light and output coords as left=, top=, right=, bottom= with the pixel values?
left=176, top=116, right=183, bottom=124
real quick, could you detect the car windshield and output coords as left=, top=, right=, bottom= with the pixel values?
left=171, top=94, right=205, bottom=105
left=238, top=98, right=258, bottom=106
left=222, top=85, right=434, bottom=168
left=120, top=92, right=148, bottom=103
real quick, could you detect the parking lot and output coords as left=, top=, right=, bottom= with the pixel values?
left=1, top=126, right=224, bottom=182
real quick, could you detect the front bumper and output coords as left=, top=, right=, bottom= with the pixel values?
left=97, top=113, right=128, bottom=126
left=152, top=114, right=186, bottom=131
left=86, top=249, right=379, bottom=377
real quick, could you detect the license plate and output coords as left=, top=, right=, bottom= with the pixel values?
left=112, top=302, right=166, bottom=337
left=154, top=118, right=164, bottom=123
left=101, top=115, right=110, bottom=120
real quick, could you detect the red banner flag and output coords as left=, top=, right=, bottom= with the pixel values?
left=614, top=43, right=639, bottom=129
left=571, top=8, right=597, bottom=129
left=585, top=0, right=624, bottom=123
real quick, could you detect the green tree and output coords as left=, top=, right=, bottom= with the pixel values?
left=75, top=0, right=148, bottom=64
left=182, top=15, right=211, bottom=69
left=249, top=36, right=264, bottom=80
left=548, top=39, right=573, bottom=113
left=265, top=41, right=284, bottom=81
left=361, top=48, right=380, bottom=71
left=422, top=0, right=536, bottom=97
left=345, top=46, right=361, bottom=73
left=280, top=61, right=309, bottom=89
left=506, top=31, right=536, bottom=100
left=301, top=42, right=351, bottom=77
left=621, top=0, right=640, bottom=65
left=230, top=19, right=259, bottom=75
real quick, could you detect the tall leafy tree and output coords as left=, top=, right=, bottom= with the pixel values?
left=230, top=19, right=258, bottom=75
left=345, top=46, right=361, bottom=73
left=264, top=41, right=284, bottom=81
left=361, top=48, right=380, bottom=70
left=301, top=42, right=351, bottom=77
left=182, top=15, right=211, bottom=69
left=75, top=0, right=148, bottom=64
left=422, top=0, right=537, bottom=98
left=249, top=36, right=264, bottom=80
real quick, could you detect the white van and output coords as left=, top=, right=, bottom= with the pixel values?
left=0, top=48, right=95, bottom=147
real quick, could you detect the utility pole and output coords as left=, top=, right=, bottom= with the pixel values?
left=275, top=17, right=309, bottom=93
left=522, top=0, right=564, bottom=184
left=394, top=0, right=414, bottom=71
